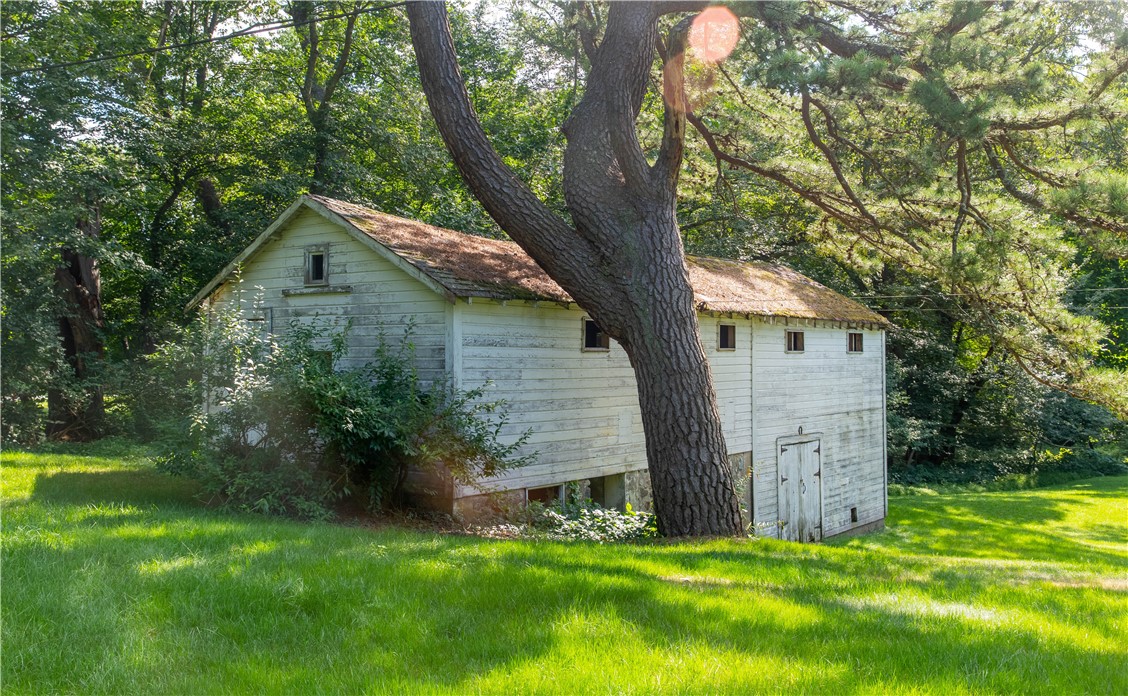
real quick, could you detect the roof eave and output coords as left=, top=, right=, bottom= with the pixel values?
left=185, top=196, right=310, bottom=311
left=302, top=197, right=459, bottom=304
left=186, top=195, right=463, bottom=312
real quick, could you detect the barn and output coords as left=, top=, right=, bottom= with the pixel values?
left=189, top=194, right=891, bottom=541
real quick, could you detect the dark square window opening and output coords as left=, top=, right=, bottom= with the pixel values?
left=785, top=330, right=805, bottom=353
left=583, top=318, right=610, bottom=351
left=719, top=324, right=737, bottom=350
left=848, top=332, right=864, bottom=353
left=527, top=484, right=563, bottom=506
left=244, top=308, right=272, bottom=339
left=305, top=249, right=328, bottom=285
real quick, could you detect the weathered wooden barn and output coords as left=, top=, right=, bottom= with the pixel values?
left=189, top=195, right=891, bottom=541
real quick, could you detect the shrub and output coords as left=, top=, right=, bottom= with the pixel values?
left=491, top=500, right=657, bottom=543
left=144, top=302, right=529, bottom=519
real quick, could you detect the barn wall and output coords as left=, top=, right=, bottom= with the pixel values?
left=204, top=206, right=887, bottom=536
left=749, top=319, right=886, bottom=539
left=210, top=207, right=448, bottom=382
left=454, top=302, right=755, bottom=498
left=699, top=315, right=754, bottom=456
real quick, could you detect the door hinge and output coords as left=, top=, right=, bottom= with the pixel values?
left=780, top=476, right=789, bottom=484
left=780, top=446, right=788, bottom=454
left=813, top=446, right=821, bottom=454
left=814, top=469, right=821, bottom=477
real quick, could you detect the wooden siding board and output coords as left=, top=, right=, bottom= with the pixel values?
left=458, top=305, right=756, bottom=492
left=209, top=208, right=449, bottom=381
left=750, top=320, right=886, bottom=538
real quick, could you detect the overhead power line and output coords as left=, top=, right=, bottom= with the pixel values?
left=856, top=287, right=1128, bottom=299
left=4, top=2, right=407, bottom=78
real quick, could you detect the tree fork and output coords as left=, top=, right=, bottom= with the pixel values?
left=408, top=1, right=743, bottom=536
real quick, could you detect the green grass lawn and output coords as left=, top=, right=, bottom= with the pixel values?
left=3, top=442, right=1126, bottom=694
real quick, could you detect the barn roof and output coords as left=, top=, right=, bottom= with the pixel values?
left=189, top=194, right=889, bottom=326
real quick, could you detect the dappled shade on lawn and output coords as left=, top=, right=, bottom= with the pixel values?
left=2, top=447, right=1125, bottom=694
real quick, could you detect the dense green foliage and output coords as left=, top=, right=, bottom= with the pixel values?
left=139, top=304, right=528, bottom=518
left=497, top=497, right=659, bottom=543
left=2, top=1, right=1125, bottom=486
left=3, top=444, right=1125, bottom=692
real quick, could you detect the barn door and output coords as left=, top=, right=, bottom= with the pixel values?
left=777, top=438, right=823, bottom=542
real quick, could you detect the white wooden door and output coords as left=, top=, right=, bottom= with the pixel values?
left=777, top=438, right=823, bottom=542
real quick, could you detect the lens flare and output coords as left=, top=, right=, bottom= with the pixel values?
left=689, top=6, right=740, bottom=63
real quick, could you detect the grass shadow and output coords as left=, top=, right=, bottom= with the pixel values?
left=6, top=452, right=1127, bottom=693
left=31, top=470, right=201, bottom=508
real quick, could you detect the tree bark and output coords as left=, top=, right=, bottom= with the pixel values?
left=195, top=177, right=230, bottom=236
left=47, top=207, right=106, bottom=440
left=408, top=1, right=742, bottom=536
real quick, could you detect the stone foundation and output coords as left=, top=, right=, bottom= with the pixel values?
left=728, top=452, right=753, bottom=530
left=427, top=457, right=754, bottom=527
left=823, top=518, right=885, bottom=541
left=624, top=469, right=653, bottom=512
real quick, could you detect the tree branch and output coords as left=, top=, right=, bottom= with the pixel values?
left=585, top=2, right=656, bottom=194
left=652, top=15, right=694, bottom=190
left=952, top=138, right=970, bottom=259
left=686, top=110, right=924, bottom=256
left=290, top=2, right=320, bottom=121
left=406, top=1, right=598, bottom=280
left=570, top=2, right=599, bottom=63
left=998, top=136, right=1067, bottom=188
left=318, top=5, right=363, bottom=119
left=800, top=90, right=879, bottom=228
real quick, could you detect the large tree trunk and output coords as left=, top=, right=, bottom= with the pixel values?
left=47, top=208, right=106, bottom=440
left=408, top=1, right=742, bottom=536
left=619, top=207, right=742, bottom=534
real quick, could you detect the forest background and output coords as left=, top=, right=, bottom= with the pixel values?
left=3, top=0, right=1125, bottom=488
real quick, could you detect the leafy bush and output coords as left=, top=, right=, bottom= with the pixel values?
left=531, top=504, right=657, bottom=542
left=481, top=500, right=657, bottom=543
left=142, top=302, right=529, bottom=519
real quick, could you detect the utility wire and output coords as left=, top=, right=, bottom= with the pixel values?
left=855, top=287, right=1128, bottom=299
left=4, top=2, right=407, bottom=77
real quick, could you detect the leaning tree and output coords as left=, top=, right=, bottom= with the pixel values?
left=407, top=0, right=1128, bottom=536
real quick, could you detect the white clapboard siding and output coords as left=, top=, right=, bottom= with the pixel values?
left=201, top=198, right=888, bottom=536
left=750, top=320, right=886, bottom=538
left=210, top=208, right=449, bottom=381
left=699, top=315, right=755, bottom=455
left=454, top=302, right=755, bottom=495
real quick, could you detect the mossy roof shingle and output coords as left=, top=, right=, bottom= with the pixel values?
left=312, top=196, right=888, bottom=326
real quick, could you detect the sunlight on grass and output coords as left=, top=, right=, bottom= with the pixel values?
left=3, top=446, right=1126, bottom=694
left=845, top=594, right=1007, bottom=623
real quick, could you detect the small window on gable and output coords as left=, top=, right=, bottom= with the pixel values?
left=305, top=247, right=328, bottom=286
left=718, top=324, right=736, bottom=350
left=848, top=332, right=864, bottom=353
left=785, top=330, right=805, bottom=353
left=583, top=318, right=610, bottom=351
